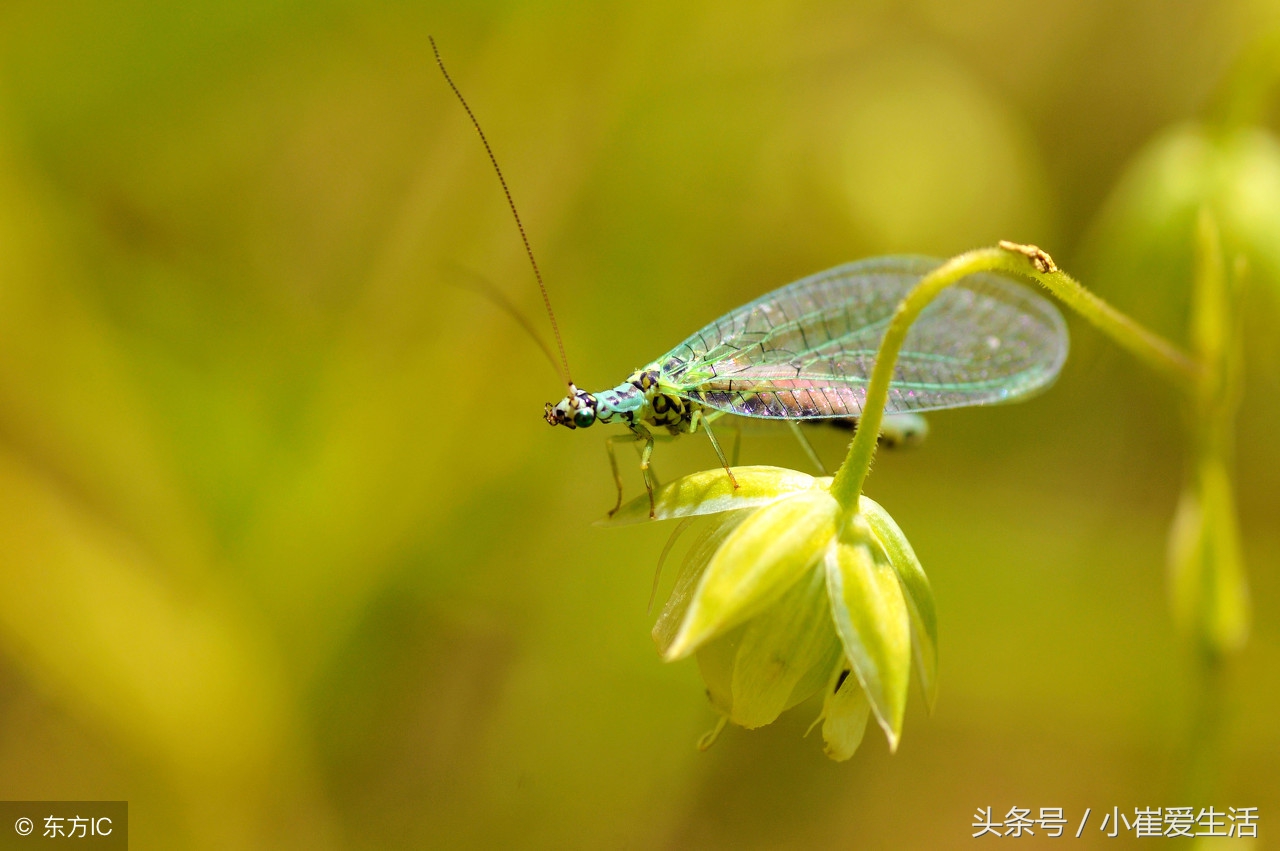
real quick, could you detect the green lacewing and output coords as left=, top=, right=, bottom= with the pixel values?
left=432, top=39, right=1068, bottom=517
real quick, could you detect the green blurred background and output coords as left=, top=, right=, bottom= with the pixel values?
left=0, top=1, right=1276, bottom=848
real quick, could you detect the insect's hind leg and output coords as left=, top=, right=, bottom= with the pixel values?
left=787, top=421, right=828, bottom=475
left=702, top=418, right=739, bottom=490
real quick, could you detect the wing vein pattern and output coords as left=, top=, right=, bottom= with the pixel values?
left=656, top=256, right=1069, bottom=419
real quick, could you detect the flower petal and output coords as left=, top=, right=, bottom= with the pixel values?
left=695, top=625, right=745, bottom=716
left=666, top=490, right=839, bottom=660
left=824, top=524, right=912, bottom=750
left=598, top=466, right=821, bottom=527
left=861, top=496, right=939, bottom=712
left=822, top=670, right=872, bottom=762
left=652, top=510, right=752, bottom=657
left=729, top=566, right=843, bottom=729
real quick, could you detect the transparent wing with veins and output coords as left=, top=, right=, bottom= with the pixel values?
left=656, top=256, right=1069, bottom=419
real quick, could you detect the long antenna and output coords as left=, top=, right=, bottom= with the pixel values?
left=430, top=36, right=574, bottom=387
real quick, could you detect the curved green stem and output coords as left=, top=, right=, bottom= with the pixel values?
left=829, top=244, right=1205, bottom=514
left=1019, top=255, right=1204, bottom=395
left=829, top=250, right=1006, bottom=511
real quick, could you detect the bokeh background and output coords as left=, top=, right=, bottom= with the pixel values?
left=0, top=1, right=1276, bottom=848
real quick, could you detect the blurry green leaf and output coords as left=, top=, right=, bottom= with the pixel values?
left=0, top=122, right=211, bottom=575
left=0, top=445, right=291, bottom=777
left=666, top=490, right=839, bottom=660
left=821, top=670, right=872, bottom=763
left=824, top=520, right=911, bottom=750
left=1167, top=208, right=1248, bottom=657
left=729, top=566, right=843, bottom=729
left=861, top=496, right=938, bottom=713
left=599, top=465, right=824, bottom=527
left=1168, top=458, right=1249, bottom=655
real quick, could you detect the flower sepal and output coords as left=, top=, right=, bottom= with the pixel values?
left=597, top=465, right=828, bottom=527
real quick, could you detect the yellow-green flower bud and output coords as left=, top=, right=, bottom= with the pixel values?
left=605, top=466, right=937, bottom=761
left=1088, top=124, right=1280, bottom=331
